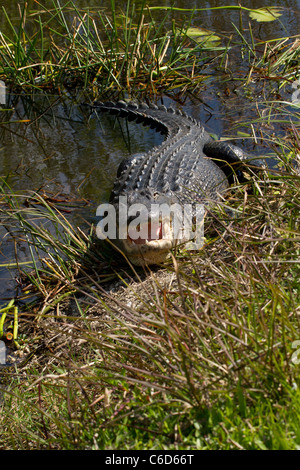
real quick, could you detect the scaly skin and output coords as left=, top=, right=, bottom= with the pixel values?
left=88, top=101, right=263, bottom=265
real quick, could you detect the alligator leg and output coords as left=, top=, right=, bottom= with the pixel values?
left=203, top=141, right=265, bottom=170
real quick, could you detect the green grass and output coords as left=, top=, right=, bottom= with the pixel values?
left=1, top=378, right=300, bottom=450
left=0, top=0, right=300, bottom=451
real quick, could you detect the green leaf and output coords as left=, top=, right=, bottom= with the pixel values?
left=185, top=27, right=221, bottom=44
left=237, top=131, right=251, bottom=137
left=249, top=7, right=283, bottom=22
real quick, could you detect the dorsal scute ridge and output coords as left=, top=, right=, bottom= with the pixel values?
left=167, top=106, right=175, bottom=114
left=89, top=101, right=206, bottom=159
left=139, top=102, right=149, bottom=110
left=90, top=100, right=200, bottom=130
left=116, top=100, right=128, bottom=109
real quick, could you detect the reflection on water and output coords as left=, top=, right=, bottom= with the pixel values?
left=0, top=92, right=167, bottom=202
left=0, top=0, right=300, bottom=301
left=1, top=0, right=300, bottom=38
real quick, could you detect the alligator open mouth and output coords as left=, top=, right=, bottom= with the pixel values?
left=117, top=218, right=176, bottom=265
left=127, top=220, right=164, bottom=245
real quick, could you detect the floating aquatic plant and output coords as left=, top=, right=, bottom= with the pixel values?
left=249, top=7, right=283, bottom=22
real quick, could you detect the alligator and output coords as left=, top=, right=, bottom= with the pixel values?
left=88, top=100, right=264, bottom=266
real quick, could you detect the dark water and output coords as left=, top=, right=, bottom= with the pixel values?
left=0, top=0, right=299, bottom=301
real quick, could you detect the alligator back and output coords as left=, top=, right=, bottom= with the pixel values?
left=90, top=101, right=229, bottom=205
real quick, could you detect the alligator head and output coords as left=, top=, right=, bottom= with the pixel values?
left=110, top=188, right=191, bottom=266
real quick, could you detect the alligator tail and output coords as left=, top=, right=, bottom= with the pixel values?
left=85, top=100, right=201, bottom=138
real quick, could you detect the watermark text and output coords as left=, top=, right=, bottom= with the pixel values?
left=96, top=197, right=205, bottom=250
